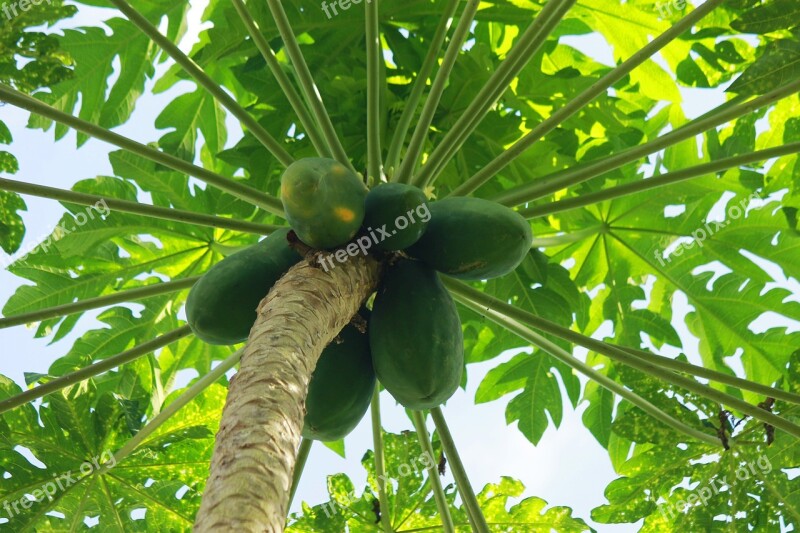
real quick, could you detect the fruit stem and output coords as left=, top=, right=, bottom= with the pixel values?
left=99, top=348, right=244, bottom=474
left=0, top=177, right=281, bottom=235
left=618, top=345, right=800, bottom=407
left=266, top=0, right=355, bottom=172
left=410, top=411, right=455, bottom=533
left=0, top=277, right=200, bottom=330
left=108, top=0, right=294, bottom=167
left=413, top=0, right=576, bottom=188
left=430, top=407, right=490, bottom=533
left=488, top=77, right=800, bottom=206
left=370, top=388, right=394, bottom=533
left=530, top=225, right=603, bottom=247
left=0, top=83, right=286, bottom=217
left=444, top=0, right=726, bottom=197
left=208, top=242, right=249, bottom=257
left=447, top=276, right=800, bottom=405
left=0, top=326, right=193, bottom=415
left=444, top=279, right=800, bottom=440
left=288, top=438, right=313, bottom=509
left=386, top=0, right=460, bottom=177
left=366, top=0, right=384, bottom=182
left=395, top=0, right=481, bottom=184
left=522, top=141, right=800, bottom=218
left=453, top=293, right=721, bottom=446
left=231, top=0, right=331, bottom=158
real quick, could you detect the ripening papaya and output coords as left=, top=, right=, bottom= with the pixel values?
left=363, top=183, right=430, bottom=251
left=303, top=312, right=375, bottom=442
left=407, top=197, right=532, bottom=280
left=186, top=228, right=301, bottom=345
left=369, top=260, right=463, bottom=410
left=280, top=157, right=368, bottom=249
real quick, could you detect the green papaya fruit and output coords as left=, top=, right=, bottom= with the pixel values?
left=363, top=183, right=430, bottom=251
left=280, top=157, right=368, bottom=249
left=303, top=313, right=375, bottom=442
left=369, top=260, right=463, bottom=410
left=186, top=228, right=301, bottom=345
left=407, top=197, right=532, bottom=280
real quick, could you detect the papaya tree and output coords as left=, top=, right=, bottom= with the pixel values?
left=1, top=0, right=799, bottom=531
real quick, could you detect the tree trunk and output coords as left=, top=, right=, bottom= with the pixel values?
left=194, top=253, right=382, bottom=532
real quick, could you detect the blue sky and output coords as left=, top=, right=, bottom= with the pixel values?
left=5, top=1, right=789, bottom=530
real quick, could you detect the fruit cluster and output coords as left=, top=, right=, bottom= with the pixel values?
left=186, top=158, right=532, bottom=442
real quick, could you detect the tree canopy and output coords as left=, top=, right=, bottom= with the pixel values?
left=1, top=0, right=799, bottom=530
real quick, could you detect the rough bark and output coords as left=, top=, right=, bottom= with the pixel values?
left=194, top=253, right=382, bottom=532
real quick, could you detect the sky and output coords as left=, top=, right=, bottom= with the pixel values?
left=2, top=1, right=790, bottom=531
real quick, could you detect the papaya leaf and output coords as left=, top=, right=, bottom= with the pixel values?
left=593, top=409, right=800, bottom=530
left=731, top=0, right=800, bottom=34
left=287, top=430, right=591, bottom=532
left=0, top=376, right=224, bottom=531
left=728, top=38, right=800, bottom=96
left=0, top=190, right=26, bottom=256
